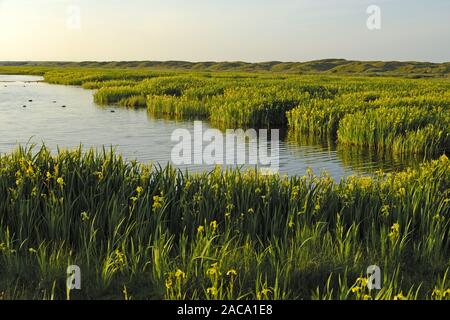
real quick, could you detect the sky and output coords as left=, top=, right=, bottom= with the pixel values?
left=0, top=0, right=448, bottom=62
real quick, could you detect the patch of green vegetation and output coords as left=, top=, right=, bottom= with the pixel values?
left=337, top=106, right=450, bottom=156
left=2, top=65, right=448, bottom=156
left=0, top=147, right=449, bottom=300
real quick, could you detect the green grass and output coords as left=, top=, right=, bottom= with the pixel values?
left=94, top=86, right=142, bottom=105
left=146, top=95, right=210, bottom=118
left=118, top=96, right=147, bottom=108
left=337, top=106, right=450, bottom=156
left=0, top=146, right=449, bottom=300
left=81, top=80, right=139, bottom=90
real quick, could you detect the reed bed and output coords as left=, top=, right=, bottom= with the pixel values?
left=337, top=106, right=450, bottom=156
left=85, top=72, right=450, bottom=156
left=3, top=65, right=450, bottom=155
left=287, top=98, right=348, bottom=137
left=146, top=95, right=210, bottom=118
left=81, top=80, right=139, bottom=90
left=93, top=86, right=142, bottom=105
left=118, top=96, right=148, bottom=108
left=0, top=147, right=449, bottom=300
left=209, top=96, right=298, bottom=128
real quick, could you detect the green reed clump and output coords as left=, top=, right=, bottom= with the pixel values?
left=285, top=90, right=394, bottom=138
left=138, top=76, right=218, bottom=97
left=118, top=96, right=147, bottom=108
left=287, top=80, right=450, bottom=141
left=337, top=106, right=450, bottom=156
left=94, top=76, right=226, bottom=109
left=287, top=99, right=345, bottom=137
left=147, top=95, right=210, bottom=118
left=82, top=80, right=139, bottom=90
left=209, top=88, right=309, bottom=128
left=0, top=146, right=449, bottom=300
left=94, top=86, right=142, bottom=105
left=183, top=85, right=225, bottom=100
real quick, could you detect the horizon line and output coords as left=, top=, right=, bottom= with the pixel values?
left=0, top=58, right=449, bottom=64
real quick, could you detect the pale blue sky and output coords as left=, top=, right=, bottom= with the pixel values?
left=0, top=0, right=448, bottom=62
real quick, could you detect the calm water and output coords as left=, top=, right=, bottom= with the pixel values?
left=0, top=75, right=421, bottom=180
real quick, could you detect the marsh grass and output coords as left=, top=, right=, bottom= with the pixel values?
left=0, top=146, right=449, bottom=300
left=11, top=66, right=448, bottom=156
left=82, top=80, right=139, bottom=90
left=94, top=86, right=142, bottom=105
left=337, top=106, right=450, bottom=156
left=146, top=95, right=210, bottom=118
left=119, top=96, right=147, bottom=108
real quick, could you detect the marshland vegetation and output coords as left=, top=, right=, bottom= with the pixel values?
left=21, top=66, right=448, bottom=157
left=0, top=146, right=449, bottom=299
left=0, top=64, right=449, bottom=300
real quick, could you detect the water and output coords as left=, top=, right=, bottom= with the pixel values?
left=0, top=75, right=420, bottom=180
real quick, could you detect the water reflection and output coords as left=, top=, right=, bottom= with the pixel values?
left=286, top=130, right=426, bottom=175
left=335, top=144, right=425, bottom=174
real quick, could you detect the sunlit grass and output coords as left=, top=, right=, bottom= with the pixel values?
left=0, top=146, right=449, bottom=299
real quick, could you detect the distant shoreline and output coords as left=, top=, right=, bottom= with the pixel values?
left=0, top=59, right=449, bottom=77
